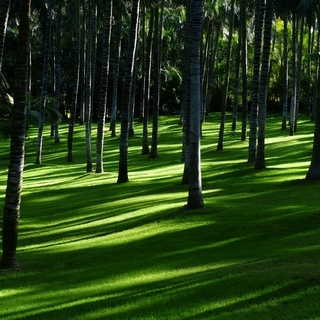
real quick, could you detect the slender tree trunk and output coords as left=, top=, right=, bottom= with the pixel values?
left=149, top=2, right=164, bottom=159
left=79, top=1, right=86, bottom=125
left=248, top=0, right=265, bottom=164
left=139, top=6, right=146, bottom=123
left=240, top=0, right=248, bottom=141
left=109, top=19, right=121, bottom=137
left=67, top=0, right=80, bottom=162
left=294, top=16, right=304, bottom=133
left=85, top=2, right=93, bottom=173
left=96, top=0, right=112, bottom=173
left=217, top=0, right=235, bottom=151
left=187, top=0, right=204, bottom=209
left=53, top=4, right=61, bottom=143
left=281, top=12, right=288, bottom=130
left=181, top=0, right=191, bottom=183
left=305, top=22, right=314, bottom=117
left=117, top=0, right=140, bottom=183
left=141, top=7, right=154, bottom=155
left=290, top=14, right=298, bottom=136
left=255, top=0, right=272, bottom=169
left=232, top=37, right=241, bottom=132
left=128, top=66, right=137, bottom=137
left=35, top=3, right=52, bottom=164
left=1, top=0, right=30, bottom=270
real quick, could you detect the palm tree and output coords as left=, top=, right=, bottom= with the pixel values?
left=67, top=0, right=80, bottom=162
left=117, top=0, right=140, bottom=183
left=255, top=0, right=273, bottom=169
left=141, top=6, right=154, bottom=155
left=181, top=0, right=191, bottom=184
left=149, top=1, right=165, bottom=159
left=240, top=0, right=248, bottom=142
left=281, top=11, right=288, bottom=130
left=84, top=0, right=94, bottom=173
left=53, top=3, right=61, bottom=144
left=35, top=1, right=52, bottom=164
left=1, top=0, right=31, bottom=270
left=109, top=18, right=122, bottom=137
left=232, top=38, right=241, bottom=132
left=306, top=53, right=320, bottom=179
left=96, top=0, right=113, bottom=174
left=217, top=0, right=235, bottom=151
left=186, top=0, right=204, bottom=209
left=290, top=13, right=298, bottom=136
left=248, top=0, right=265, bottom=164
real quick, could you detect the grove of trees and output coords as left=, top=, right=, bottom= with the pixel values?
left=1, top=0, right=320, bottom=269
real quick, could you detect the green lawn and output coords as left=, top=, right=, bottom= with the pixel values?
left=0, top=114, right=319, bottom=319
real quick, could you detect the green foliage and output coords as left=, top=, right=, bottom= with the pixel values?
left=0, top=94, right=62, bottom=138
left=0, top=114, right=319, bottom=318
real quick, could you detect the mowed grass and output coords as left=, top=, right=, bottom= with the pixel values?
left=0, top=113, right=320, bottom=320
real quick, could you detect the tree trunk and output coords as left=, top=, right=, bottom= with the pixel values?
left=181, top=0, right=191, bottom=184
left=187, top=0, right=204, bottom=209
left=35, top=3, right=52, bottom=164
left=53, top=4, right=61, bottom=144
left=109, top=19, right=121, bottom=137
left=149, top=3, right=164, bottom=159
left=255, top=0, right=272, bottom=170
left=67, top=0, right=80, bottom=162
left=141, top=6, right=154, bottom=155
left=217, top=0, right=235, bottom=151
left=117, top=0, right=140, bottom=183
left=240, top=0, right=248, bottom=142
left=306, top=54, right=320, bottom=179
left=281, top=12, right=288, bottom=130
left=1, top=0, right=30, bottom=270
left=96, top=0, right=112, bottom=174
left=248, top=0, right=265, bottom=164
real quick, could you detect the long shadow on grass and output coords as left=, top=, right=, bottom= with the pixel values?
left=3, top=208, right=319, bottom=319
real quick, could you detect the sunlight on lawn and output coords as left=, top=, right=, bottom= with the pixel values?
left=1, top=115, right=320, bottom=319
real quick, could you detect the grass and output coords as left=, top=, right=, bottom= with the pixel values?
left=0, top=113, right=320, bottom=319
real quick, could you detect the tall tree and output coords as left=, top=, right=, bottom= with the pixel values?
left=84, top=0, right=94, bottom=173
left=217, top=0, right=235, bottom=151
left=117, top=0, right=140, bottom=183
left=53, top=2, right=61, bottom=144
left=35, top=2, right=52, bottom=164
left=306, top=53, right=320, bottom=179
left=141, top=6, right=154, bottom=155
left=67, top=0, right=81, bottom=162
left=149, top=1, right=164, bottom=159
left=240, top=0, right=248, bottom=142
left=255, top=0, right=273, bottom=169
left=281, top=11, right=288, bottom=130
left=96, top=0, right=113, bottom=173
left=109, top=18, right=122, bottom=137
left=290, top=13, right=298, bottom=136
left=1, top=0, right=31, bottom=270
left=248, top=0, right=265, bottom=164
left=181, top=0, right=191, bottom=184
left=187, top=0, right=204, bottom=209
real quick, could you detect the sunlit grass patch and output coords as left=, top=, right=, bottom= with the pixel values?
left=0, top=114, right=320, bottom=319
